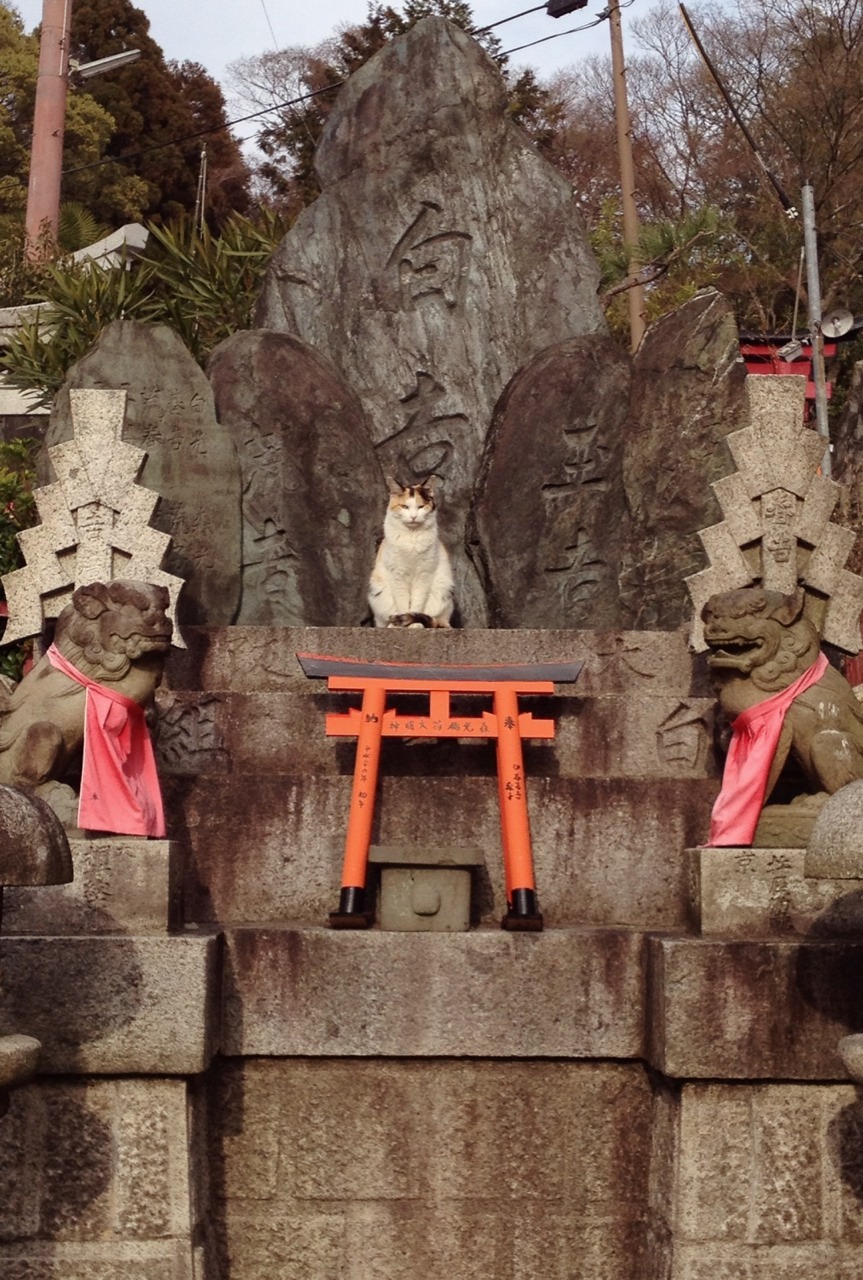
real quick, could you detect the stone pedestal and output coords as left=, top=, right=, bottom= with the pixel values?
left=3, top=839, right=182, bottom=935
left=687, top=845, right=863, bottom=937
left=369, top=846, right=484, bottom=931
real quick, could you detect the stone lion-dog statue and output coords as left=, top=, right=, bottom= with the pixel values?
left=701, top=585, right=863, bottom=802
left=0, top=580, right=173, bottom=802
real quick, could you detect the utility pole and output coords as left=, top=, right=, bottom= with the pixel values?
left=25, top=0, right=73, bottom=253
left=546, top=0, right=646, bottom=351
left=607, top=0, right=645, bottom=351
left=801, top=183, right=831, bottom=477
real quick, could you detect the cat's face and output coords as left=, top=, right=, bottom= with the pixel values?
left=386, top=477, right=437, bottom=528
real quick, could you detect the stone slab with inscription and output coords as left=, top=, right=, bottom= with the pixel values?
left=208, top=329, right=382, bottom=625
left=468, top=335, right=630, bottom=627
left=2, top=838, right=181, bottom=935
left=44, top=320, right=242, bottom=625
left=256, top=17, right=606, bottom=624
left=620, top=289, right=749, bottom=627
left=687, top=845, right=863, bottom=937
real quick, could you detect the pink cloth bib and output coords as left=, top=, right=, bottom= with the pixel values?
left=707, top=651, right=828, bottom=847
left=47, top=644, right=165, bottom=837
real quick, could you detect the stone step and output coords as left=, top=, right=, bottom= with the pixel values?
left=154, top=687, right=719, bottom=783
left=165, top=625, right=711, bottom=697
left=164, top=772, right=716, bottom=930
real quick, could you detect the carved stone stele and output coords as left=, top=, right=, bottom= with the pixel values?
left=208, top=330, right=383, bottom=625
left=469, top=336, right=630, bottom=628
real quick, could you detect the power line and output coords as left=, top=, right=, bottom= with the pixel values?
left=62, top=80, right=343, bottom=175
left=476, top=4, right=547, bottom=32
left=62, top=2, right=629, bottom=177
left=259, top=0, right=280, bottom=49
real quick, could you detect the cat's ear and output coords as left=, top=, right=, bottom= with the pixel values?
left=420, top=473, right=437, bottom=493
left=385, top=474, right=404, bottom=496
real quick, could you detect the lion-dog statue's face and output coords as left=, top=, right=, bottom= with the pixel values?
left=57, top=580, right=173, bottom=680
left=700, top=586, right=819, bottom=690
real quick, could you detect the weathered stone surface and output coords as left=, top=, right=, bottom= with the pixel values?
left=0, top=934, right=219, bottom=1073
left=688, top=846, right=863, bottom=937
left=647, top=935, right=863, bottom=1079
left=666, top=1082, right=863, bottom=1273
left=256, top=19, right=605, bottom=624
left=154, top=686, right=718, bottom=784
left=0, top=786, right=71, bottom=886
left=45, top=321, right=242, bottom=626
left=0, top=1077, right=196, bottom=1279
left=209, top=1058, right=651, bottom=1280
left=165, top=624, right=711, bottom=697
left=0, top=1034, right=40, bottom=1090
left=171, top=774, right=713, bottom=930
left=838, top=1033, right=863, bottom=1082
left=620, top=289, right=749, bottom=627
left=223, top=927, right=645, bottom=1058
left=208, top=330, right=382, bottom=625
left=3, top=838, right=181, bottom=935
left=807, top=780, right=863, bottom=877
left=468, top=336, right=631, bottom=627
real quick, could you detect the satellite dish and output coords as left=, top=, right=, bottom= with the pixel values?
left=821, top=308, right=854, bottom=339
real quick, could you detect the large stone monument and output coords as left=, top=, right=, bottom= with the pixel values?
left=255, top=16, right=606, bottom=623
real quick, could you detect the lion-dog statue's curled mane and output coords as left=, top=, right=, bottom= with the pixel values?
left=701, top=584, right=863, bottom=800
left=0, top=580, right=173, bottom=793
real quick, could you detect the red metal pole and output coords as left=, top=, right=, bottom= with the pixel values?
left=25, top=0, right=73, bottom=254
left=329, top=681, right=386, bottom=927
left=493, top=685, right=543, bottom=930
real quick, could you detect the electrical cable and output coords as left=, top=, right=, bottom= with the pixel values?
left=259, top=0, right=280, bottom=49
left=62, top=1, right=631, bottom=177
left=475, top=4, right=547, bottom=32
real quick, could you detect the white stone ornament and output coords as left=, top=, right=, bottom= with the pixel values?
left=2, top=388, right=185, bottom=645
left=686, top=376, right=863, bottom=653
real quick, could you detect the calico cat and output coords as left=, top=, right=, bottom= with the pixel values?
left=368, top=475, right=455, bottom=628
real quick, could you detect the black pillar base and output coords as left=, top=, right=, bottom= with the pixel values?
left=501, top=887, right=543, bottom=932
left=329, top=886, right=373, bottom=929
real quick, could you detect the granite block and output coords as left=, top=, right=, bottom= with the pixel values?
left=0, top=934, right=220, bottom=1073
left=222, top=926, right=646, bottom=1058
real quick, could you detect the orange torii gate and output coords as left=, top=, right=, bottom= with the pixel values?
left=297, top=653, right=583, bottom=931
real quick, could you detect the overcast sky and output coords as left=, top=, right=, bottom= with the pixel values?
left=10, top=0, right=626, bottom=144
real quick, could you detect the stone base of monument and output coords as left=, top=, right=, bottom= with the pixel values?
left=752, top=795, right=828, bottom=848
left=687, top=846, right=863, bottom=937
left=2, top=838, right=182, bottom=935
left=368, top=846, right=484, bottom=931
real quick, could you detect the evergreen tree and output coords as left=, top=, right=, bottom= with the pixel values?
left=67, top=0, right=250, bottom=226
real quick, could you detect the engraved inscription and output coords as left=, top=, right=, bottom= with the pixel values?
left=542, top=420, right=611, bottom=495
left=761, top=489, right=797, bottom=563
left=656, top=701, right=709, bottom=771
left=155, top=694, right=229, bottom=775
left=388, top=202, right=472, bottom=312
left=544, top=527, right=607, bottom=610
left=377, top=372, right=468, bottom=486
